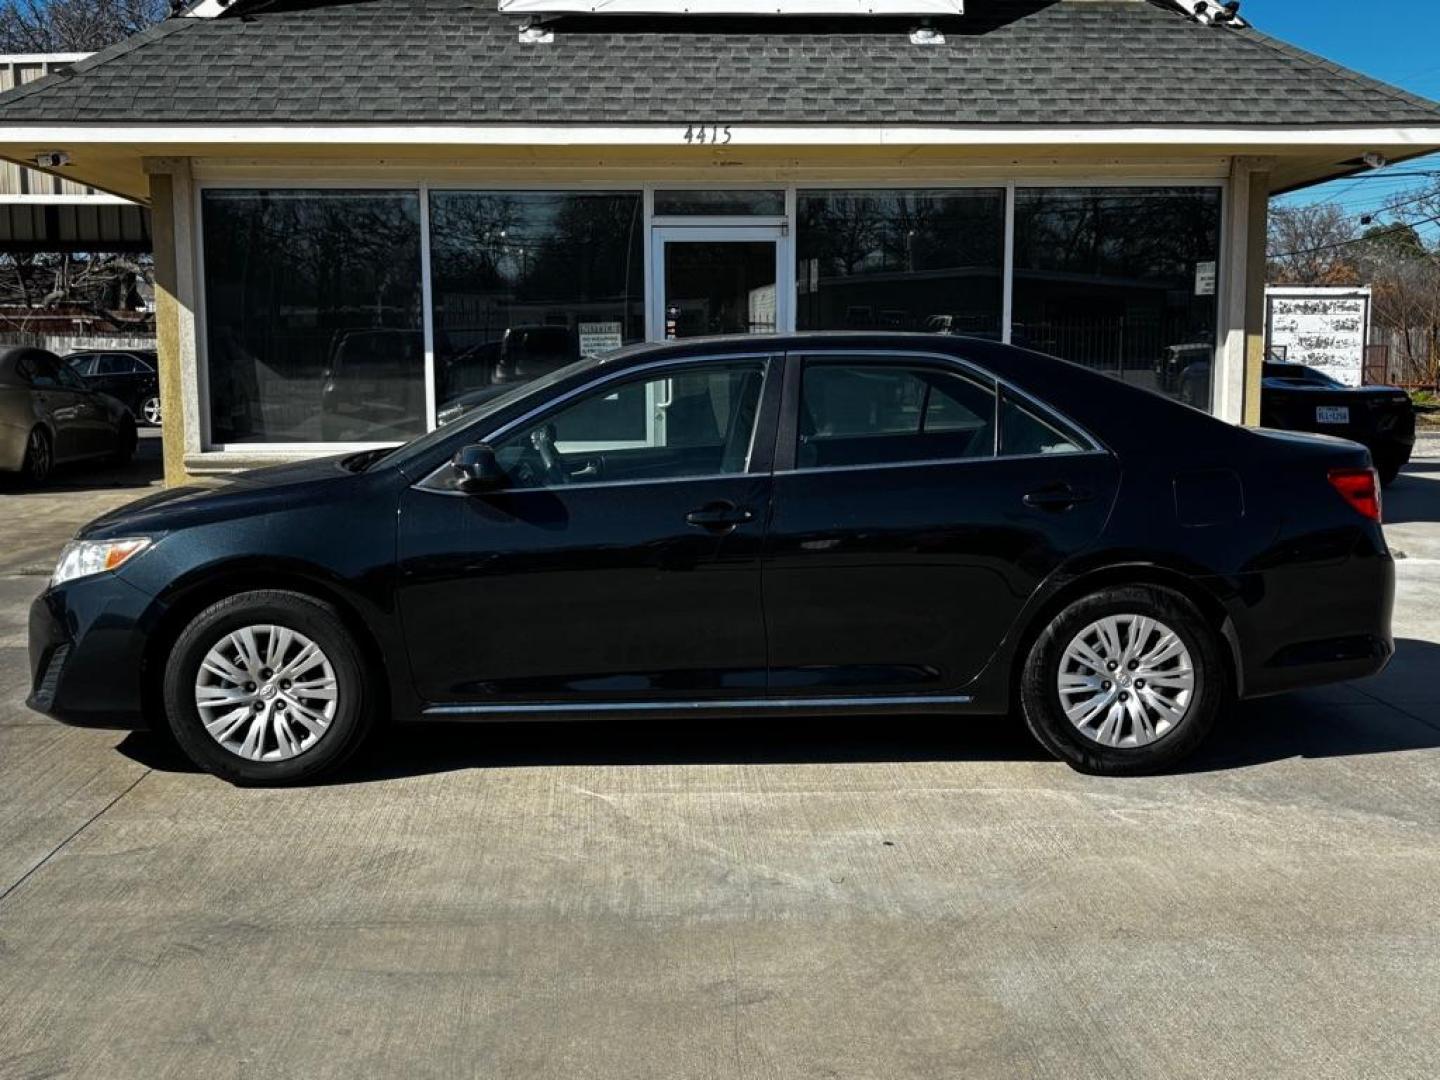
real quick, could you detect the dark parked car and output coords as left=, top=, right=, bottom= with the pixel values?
left=29, top=335, right=1394, bottom=784
left=1, top=347, right=137, bottom=483
left=66, top=349, right=162, bottom=426
left=1261, top=362, right=1415, bottom=486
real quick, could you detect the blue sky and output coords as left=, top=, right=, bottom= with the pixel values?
left=1249, top=0, right=1440, bottom=220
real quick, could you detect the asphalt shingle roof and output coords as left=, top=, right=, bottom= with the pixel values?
left=1, top=0, right=1438, bottom=127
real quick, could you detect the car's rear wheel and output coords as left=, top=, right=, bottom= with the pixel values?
left=162, top=590, right=375, bottom=784
left=1019, top=586, right=1225, bottom=775
left=21, top=426, right=52, bottom=485
left=140, top=395, right=162, bottom=426
left=1374, top=452, right=1404, bottom=488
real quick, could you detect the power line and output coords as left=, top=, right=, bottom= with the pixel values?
left=1268, top=212, right=1440, bottom=260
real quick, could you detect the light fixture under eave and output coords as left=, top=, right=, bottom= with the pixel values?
left=499, top=1, right=964, bottom=14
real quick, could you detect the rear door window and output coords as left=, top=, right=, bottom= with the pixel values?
left=797, top=360, right=996, bottom=469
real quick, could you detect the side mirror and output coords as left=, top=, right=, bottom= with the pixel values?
left=451, top=443, right=505, bottom=493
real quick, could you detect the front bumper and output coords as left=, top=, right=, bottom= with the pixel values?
left=27, top=573, right=161, bottom=729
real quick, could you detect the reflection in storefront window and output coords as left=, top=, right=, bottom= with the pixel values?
left=429, top=191, right=644, bottom=415
left=201, top=189, right=425, bottom=445
left=1013, top=187, right=1223, bottom=410
left=796, top=189, right=1005, bottom=338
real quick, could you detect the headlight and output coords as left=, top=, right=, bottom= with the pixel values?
left=51, top=537, right=153, bottom=587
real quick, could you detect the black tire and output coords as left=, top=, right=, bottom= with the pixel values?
left=1019, top=585, right=1227, bottom=776
left=111, top=416, right=137, bottom=465
left=1375, top=454, right=1404, bottom=488
left=162, top=590, right=376, bottom=785
left=21, top=426, right=53, bottom=485
left=139, top=395, right=162, bottom=427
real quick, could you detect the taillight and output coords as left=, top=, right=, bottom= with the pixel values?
left=1328, top=467, right=1382, bottom=523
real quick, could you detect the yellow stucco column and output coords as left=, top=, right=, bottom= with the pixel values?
left=1243, top=168, right=1271, bottom=427
left=144, top=158, right=199, bottom=488
left=147, top=169, right=188, bottom=487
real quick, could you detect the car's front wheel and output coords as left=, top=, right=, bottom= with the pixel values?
left=21, top=426, right=52, bottom=485
left=1019, top=585, right=1226, bottom=775
left=162, top=590, right=375, bottom=784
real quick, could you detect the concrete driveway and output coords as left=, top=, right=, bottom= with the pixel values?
left=2, top=435, right=1439, bottom=1079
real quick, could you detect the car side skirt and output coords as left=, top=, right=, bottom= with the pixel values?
left=418, top=694, right=978, bottom=723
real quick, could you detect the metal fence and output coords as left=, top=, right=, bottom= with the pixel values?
left=0, top=331, right=156, bottom=355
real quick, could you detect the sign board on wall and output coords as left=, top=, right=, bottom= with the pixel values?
left=578, top=321, right=624, bottom=358
left=1264, top=286, right=1372, bottom=388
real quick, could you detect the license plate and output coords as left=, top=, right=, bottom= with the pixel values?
left=1316, top=406, right=1350, bottom=424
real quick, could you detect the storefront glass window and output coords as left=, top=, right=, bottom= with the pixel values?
left=201, top=189, right=425, bottom=445
left=429, top=191, right=645, bottom=414
left=796, top=189, right=1005, bottom=338
left=1013, top=187, right=1223, bottom=410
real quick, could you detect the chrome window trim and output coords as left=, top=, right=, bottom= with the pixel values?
left=778, top=448, right=1111, bottom=481
left=786, top=347, right=1107, bottom=475
left=414, top=350, right=778, bottom=495
left=424, top=693, right=975, bottom=717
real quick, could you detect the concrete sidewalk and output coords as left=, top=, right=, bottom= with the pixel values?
left=0, top=436, right=1437, bottom=1079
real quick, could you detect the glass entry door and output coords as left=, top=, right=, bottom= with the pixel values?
left=651, top=226, right=791, bottom=341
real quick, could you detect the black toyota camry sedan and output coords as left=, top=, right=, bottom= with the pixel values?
left=28, top=335, right=1394, bottom=784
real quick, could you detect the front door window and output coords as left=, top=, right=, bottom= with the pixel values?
left=492, top=359, right=769, bottom=489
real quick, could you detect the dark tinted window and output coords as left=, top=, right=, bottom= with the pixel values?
left=798, top=361, right=996, bottom=469
left=429, top=191, right=644, bottom=414
left=495, top=360, right=767, bottom=490
left=27, top=354, right=61, bottom=388
left=999, top=394, right=1087, bottom=457
left=797, top=189, right=1005, bottom=338
left=1013, top=187, right=1222, bottom=411
left=67, top=355, right=97, bottom=376
left=201, top=189, right=425, bottom=445
left=96, top=354, right=135, bottom=375
left=655, top=190, right=785, bottom=216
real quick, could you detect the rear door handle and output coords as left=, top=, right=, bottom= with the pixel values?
left=685, top=502, right=756, bottom=533
left=1023, top=483, right=1095, bottom=512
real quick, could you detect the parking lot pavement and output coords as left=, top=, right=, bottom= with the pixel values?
left=0, top=429, right=163, bottom=576
left=1, top=440, right=1439, bottom=1079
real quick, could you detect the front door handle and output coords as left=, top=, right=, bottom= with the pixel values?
left=685, top=502, right=756, bottom=533
left=1023, top=483, right=1095, bottom=512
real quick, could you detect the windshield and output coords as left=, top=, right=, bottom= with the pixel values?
left=375, top=353, right=605, bottom=473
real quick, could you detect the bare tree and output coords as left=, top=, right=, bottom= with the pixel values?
left=0, top=0, right=167, bottom=53
left=1267, top=202, right=1362, bottom=285
left=0, top=251, right=153, bottom=332
left=1356, top=185, right=1440, bottom=385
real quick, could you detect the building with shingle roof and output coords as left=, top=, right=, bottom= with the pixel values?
left=1, top=0, right=1436, bottom=479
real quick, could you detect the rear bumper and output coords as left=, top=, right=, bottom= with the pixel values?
left=27, top=574, right=160, bottom=729
left=1224, top=546, right=1395, bottom=699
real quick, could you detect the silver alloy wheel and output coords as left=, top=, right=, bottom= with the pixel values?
left=1057, top=614, right=1196, bottom=749
left=141, top=396, right=162, bottom=425
left=194, top=624, right=338, bottom=762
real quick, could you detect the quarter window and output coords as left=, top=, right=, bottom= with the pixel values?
left=798, top=361, right=997, bottom=469
left=493, top=360, right=768, bottom=490
left=999, top=394, right=1087, bottom=457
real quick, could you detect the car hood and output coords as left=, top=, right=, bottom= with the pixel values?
left=78, top=453, right=374, bottom=539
